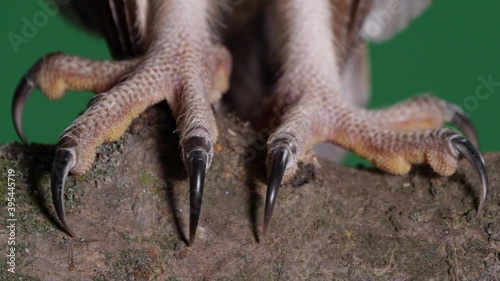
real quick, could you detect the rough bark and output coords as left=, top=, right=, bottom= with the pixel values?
left=1, top=109, right=499, bottom=281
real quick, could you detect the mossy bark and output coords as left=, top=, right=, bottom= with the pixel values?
left=1, top=111, right=499, bottom=280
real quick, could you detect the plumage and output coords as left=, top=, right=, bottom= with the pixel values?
left=362, top=0, right=432, bottom=42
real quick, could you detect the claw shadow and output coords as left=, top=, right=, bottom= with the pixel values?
left=318, top=158, right=481, bottom=214
left=403, top=165, right=478, bottom=211
left=242, top=135, right=269, bottom=243
left=17, top=143, right=65, bottom=233
left=451, top=172, right=480, bottom=211
left=165, top=181, right=188, bottom=245
left=152, top=103, right=189, bottom=245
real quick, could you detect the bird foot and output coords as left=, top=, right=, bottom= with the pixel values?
left=12, top=0, right=489, bottom=244
left=262, top=93, right=488, bottom=235
left=258, top=0, right=488, bottom=236
left=13, top=35, right=231, bottom=246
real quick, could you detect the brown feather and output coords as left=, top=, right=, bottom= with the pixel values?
left=67, top=0, right=147, bottom=60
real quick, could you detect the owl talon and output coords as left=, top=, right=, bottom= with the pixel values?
left=262, top=145, right=292, bottom=238
left=51, top=148, right=77, bottom=237
left=449, top=135, right=488, bottom=215
left=12, top=64, right=39, bottom=144
left=184, top=137, right=210, bottom=246
left=448, top=103, right=479, bottom=148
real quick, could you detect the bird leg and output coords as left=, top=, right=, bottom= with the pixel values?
left=262, top=0, right=487, bottom=236
left=12, top=52, right=140, bottom=143
left=15, top=0, right=231, bottom=245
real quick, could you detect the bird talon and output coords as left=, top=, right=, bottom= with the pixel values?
left=51, top=148, right=77, bottom=236
left=448, top=103, right=479, bottom=148
left=449, top=135, right=488, bottom=215
left=263, top=145, right=292, bottom=238
left=12, top=63, right=40, bottom=144
left=184, top=137, right=210, bottom=246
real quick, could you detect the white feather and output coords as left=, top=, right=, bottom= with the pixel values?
left=136, top=0, right=149, bottom=38
left=361, top=0, right=432, bottom=42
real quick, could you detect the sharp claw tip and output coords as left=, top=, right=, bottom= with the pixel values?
left=61, top=221, right=76, bottom=237
left=188, top=235, right=195, bottom=247
left=12, top=74, right=36, bottom=146
left=476, top=177, right=488, bottom=217
left=19, top=134, right=28, bottom=145
left=51, top=148, right=76, bottom=237
left=13, top=112, right=28, bottom=145
left=450, top=135, right=488, bottom=217
left=263, top=145, right=292, bottom=237
left=187, top=147, right=208, bottom=247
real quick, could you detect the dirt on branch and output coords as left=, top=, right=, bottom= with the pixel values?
left=1, top=109, right=499, bottom=280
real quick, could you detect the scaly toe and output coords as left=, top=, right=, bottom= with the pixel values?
left=11, top=52, right=138, bottom=144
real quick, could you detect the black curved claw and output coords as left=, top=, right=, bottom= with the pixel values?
left=262, top=146, right=291, bottom=237
left=187, top=149, right=208, bottom=246
left=448, top=103, right=479, bottom=148
left=12, top=68, right=37, bottom=144
left=450, top=135, right=488, bottom=215
left=183, top=136, right=212, bottom=246
left=51, top=149, right=77, bottom=236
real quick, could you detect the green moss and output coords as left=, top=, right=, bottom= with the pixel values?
left=92, top=274, right=108, bottom=281
left=0, top=158, right=19, bottom=198
left=111, top=248, right=165, bottom=281
left=138, top=169, right=159, bottom=187
left=274, top=251, right=286, bottom=278
left=0, top=156, right=12, bottom=169
left=0, top=272, right=40, bottom=281
left=138, top=232, right=178, bottom=252
left=81, top=140, right=124, bottom=182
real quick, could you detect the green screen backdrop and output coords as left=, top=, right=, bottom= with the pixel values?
left=1, top=1, right=500, bottom=166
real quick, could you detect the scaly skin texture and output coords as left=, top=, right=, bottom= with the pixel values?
left=12, top=0, right=487, bottom=243
left=267, top=0, right=462, bottom=177
left=59, top=1, right=230, bottom=175
left=34, top=53, right=140, bottom=99
left=260, top=0, right=486, bottom=233
left=13, top=0, right=232, bottom=243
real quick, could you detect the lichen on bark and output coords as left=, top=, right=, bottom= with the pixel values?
left=1, top=111, right=499, bottom=280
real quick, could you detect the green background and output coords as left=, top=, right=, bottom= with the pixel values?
left=1, top=1, right=500, bottom=165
